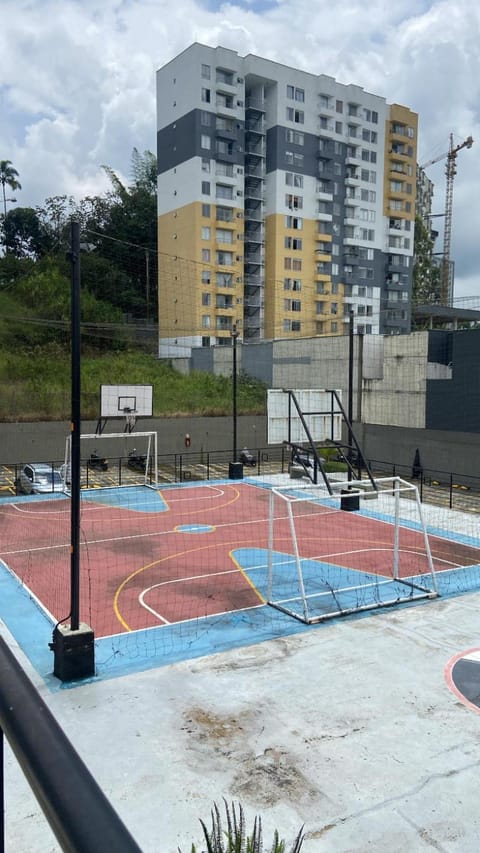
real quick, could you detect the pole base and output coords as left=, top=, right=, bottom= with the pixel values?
left=51, top=622, right=95, bottom=682
left=340, top=488, right=360, bottom=512
left=229, top=462, right=243, bottom=480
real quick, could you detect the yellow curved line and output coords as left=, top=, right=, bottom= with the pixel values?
left=113, top=533, right=250, bottom=631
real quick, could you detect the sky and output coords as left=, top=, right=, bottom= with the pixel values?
left=1, top=0, right=479, bottom=300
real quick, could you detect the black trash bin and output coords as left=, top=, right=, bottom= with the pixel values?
left=229, top=462, right=244, bottom=480
left=340, top=488, right=360, bottom=512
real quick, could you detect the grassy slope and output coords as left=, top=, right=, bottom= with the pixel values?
left=0, top=347, right=267, bottom=422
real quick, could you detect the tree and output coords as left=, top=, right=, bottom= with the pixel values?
left=412, top=216, right=442, bottom=306
left=3, top=207, right=52, bottom=258
left=0, top=160, right=21, bottom=219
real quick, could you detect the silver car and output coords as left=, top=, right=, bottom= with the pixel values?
left=17, top=463, right=64, bottom=495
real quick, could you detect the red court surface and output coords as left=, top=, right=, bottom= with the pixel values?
left=1, top=482, right=479, bottom=638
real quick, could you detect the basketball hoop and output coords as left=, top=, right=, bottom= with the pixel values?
left=124, top=407, right=137, bottom=432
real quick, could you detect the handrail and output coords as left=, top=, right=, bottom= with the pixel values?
left=0, top=636, right=141, bottom=853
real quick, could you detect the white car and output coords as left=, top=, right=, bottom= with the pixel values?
left=17, top=463, right=64, bottom=495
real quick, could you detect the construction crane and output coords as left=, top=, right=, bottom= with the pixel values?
left=420, top=134, right=473, bottom=304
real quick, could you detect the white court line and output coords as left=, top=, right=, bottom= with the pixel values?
left=138, top=565, right=262, bottom=626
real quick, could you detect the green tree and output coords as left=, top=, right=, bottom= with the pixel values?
left=83, top=148, right=157, bottom=320
left=3, top=207, right=52, bottom=258
left=0, top=159, right=21, bottom=219
left=412, top=216, right=442, bottom=306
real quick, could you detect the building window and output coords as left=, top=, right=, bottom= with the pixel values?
left=285, top=194, right=303, bottom=210
left=285, top=129, right=304, bottom=145
left=202, top=204, right=211, bottom=217
left=216, top=205, right=233, bottom=222
left=216, top=139, right=233, bottom=156
left=201, top=226, right=211, bottom=240
left=216, top=293, right=233, bottom=308
left=202, top=248, right=210, bottom=262
left=286, top=107, right=304, bottom=123
left=284, top=236, right=302, bottom=250
left=202, top=336, right=211, bottom=347
left=202, top=292, right=211, bottom=306
left=216, top=316, right=233, bottom=330
left=216, top=250, right=233, bottom=265
left=216, top=184, right=233, bottom=200
left=201, top=270, right=211, bottom=284
left=216, top=68, right=233, bottom=85
left=215, top=272, right=233, bottom=287
left=202, top=315, right=211, bottom=328
left=216, top=161, right=234, bottom=177
left=201, top=181, right=211, bottom=195
left=201, top=134, right=211, bottom=150
left=201, top=64, right=211, bottom=80
left=200, top=111, right=211, bottom=126
left=201, top=88, right=211, bottom=103
left=216, top=272, right=233, bottom=287
left=216, top=228, right=233, bottom=243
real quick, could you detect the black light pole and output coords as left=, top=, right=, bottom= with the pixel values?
left=50, top=221, right=95, bottom=681
left=231, top=324, right=239, bottom=463
left=347, top=310, right=354, bottom=482
left=70, top=220, right=81, bottom=631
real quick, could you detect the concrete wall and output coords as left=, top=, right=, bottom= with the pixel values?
left=0, top=415, right=266, bottom=466
left=357, top=422, right=480, bottom=482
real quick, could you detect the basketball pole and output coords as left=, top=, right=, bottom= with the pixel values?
left=50, top=221, right=95, bottom=682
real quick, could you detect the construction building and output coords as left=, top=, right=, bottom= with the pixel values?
left=156, top=43, right=418, bottom=356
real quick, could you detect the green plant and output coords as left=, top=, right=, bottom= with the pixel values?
left=181, top=800, right=305, bottom=853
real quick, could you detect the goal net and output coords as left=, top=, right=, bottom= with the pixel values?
left=63, top=431, right=158, bottom=490
left=267, top=476, right=438, bottom=624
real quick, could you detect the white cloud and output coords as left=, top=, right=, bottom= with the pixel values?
left=1, top=0, right=479, bottom=298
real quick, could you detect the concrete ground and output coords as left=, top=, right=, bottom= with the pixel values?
left=4, top=584, right=480, bottom=853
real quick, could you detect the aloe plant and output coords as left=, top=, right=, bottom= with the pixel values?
left=181, top=799, right=305, bottom=853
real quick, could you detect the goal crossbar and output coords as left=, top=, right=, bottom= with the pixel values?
left=63, top=431, right=159, bottom=490
left=267, top=476, right=438, bottom=624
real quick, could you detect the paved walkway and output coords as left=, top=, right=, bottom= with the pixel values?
left=4, top=586, right=480, bottom=852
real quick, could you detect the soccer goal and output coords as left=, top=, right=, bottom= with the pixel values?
left=267, top=476, right=438, bottom=624
left=63, top=431, right=158, bottom=490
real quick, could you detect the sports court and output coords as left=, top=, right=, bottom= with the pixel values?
left=2, top=385, right=480, bottom=684
left=2, top=474, right=480, bottom=677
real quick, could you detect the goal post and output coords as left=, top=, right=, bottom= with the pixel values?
left=267, top=476, right=438, bottom=624
left=63, top=431, right=158, bottom=490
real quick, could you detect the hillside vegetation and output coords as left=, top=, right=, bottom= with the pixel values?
left=0, top=344, right=267, bottom=423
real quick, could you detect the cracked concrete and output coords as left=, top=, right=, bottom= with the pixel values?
left=3, top=590, right=480, bottom=852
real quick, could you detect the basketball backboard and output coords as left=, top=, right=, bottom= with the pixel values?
left=99, top=385, right=153, bottom=419
left=267, top=389, right=342, bottom=445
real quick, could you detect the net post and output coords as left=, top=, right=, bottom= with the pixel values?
left=393, top=477, right=400, bottom=580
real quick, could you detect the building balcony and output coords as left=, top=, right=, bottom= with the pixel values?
left=245, top=96, right=266, bottom=112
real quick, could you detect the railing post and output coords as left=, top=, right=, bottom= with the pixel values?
left=1, top=727, right=4, bottom=853
left=449, top=472, right=453, bottom=509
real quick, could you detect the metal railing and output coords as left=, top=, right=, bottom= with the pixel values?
left=2, top=451, right=480, bottom=515
left=0, top=636, right=141, bottom=852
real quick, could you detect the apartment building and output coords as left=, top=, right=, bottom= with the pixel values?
left=156, top=43, right=418, bottom=356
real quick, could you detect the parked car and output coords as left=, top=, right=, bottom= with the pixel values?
left=16, top=463, right=64, bottom=495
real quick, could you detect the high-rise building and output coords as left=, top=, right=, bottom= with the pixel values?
left=156, top=43, right=418, bottom=355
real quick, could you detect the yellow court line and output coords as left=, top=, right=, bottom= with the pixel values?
left=113, top=536, right=262, bottom=631
left=229, top=550, right=266, bottom=605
